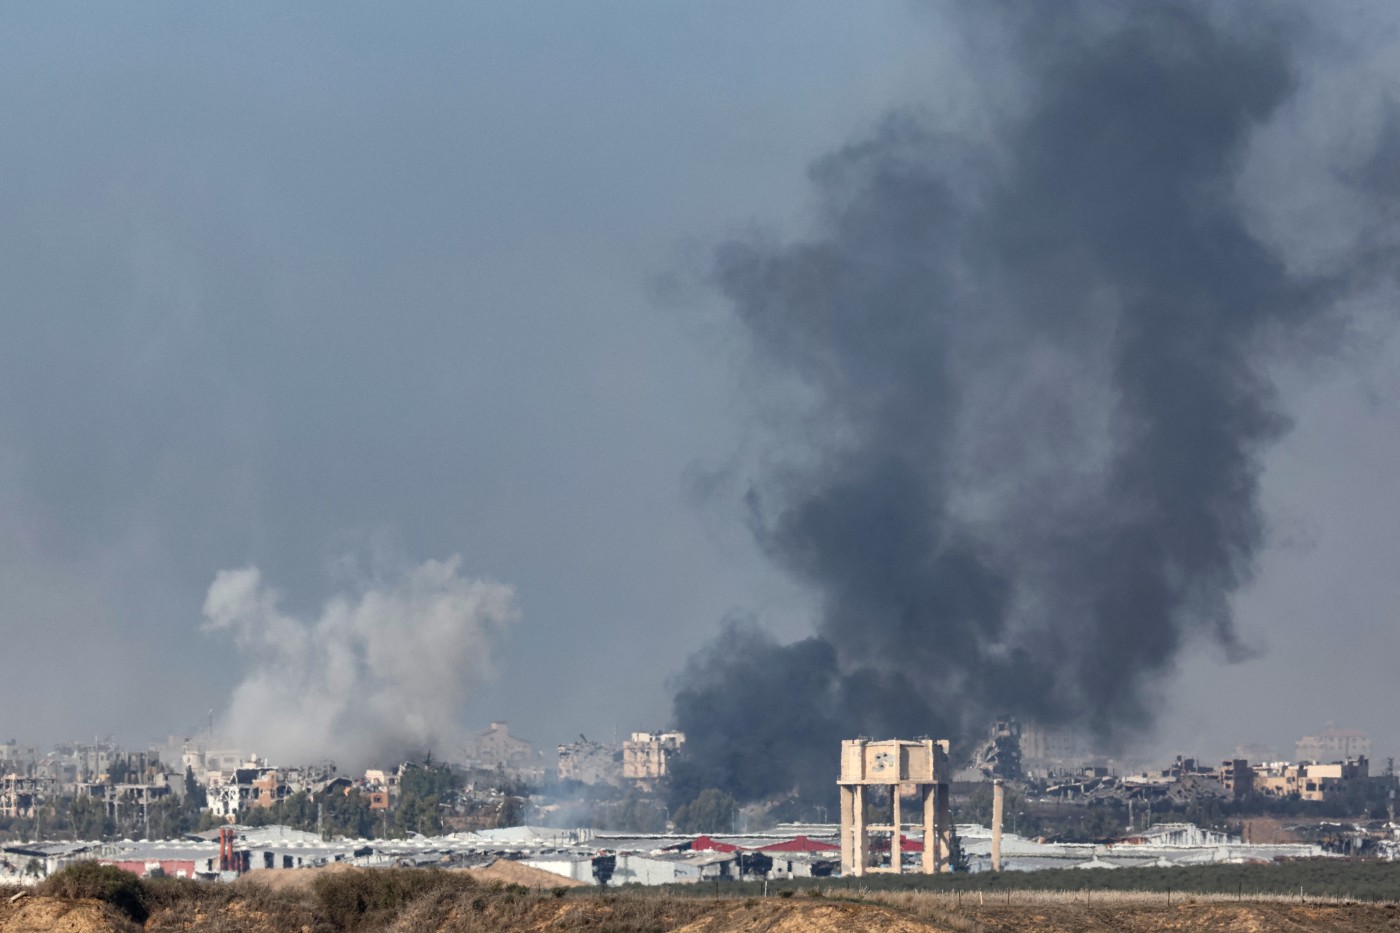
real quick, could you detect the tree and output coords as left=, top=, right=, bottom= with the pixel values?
left=184, top=767, right=207, bottom=809
left=494, top=793, right=524, bottom=828
left=946, top=823, right=970, bottom=872
left=399, top=761, right=459, bottom=801
left=69, top=794, right=112, bottom=840
left=320, top=789, right=375, bottom=838
left=612, top=791, right=667, bottom=833
left=673, top=789, right=738, bottom=834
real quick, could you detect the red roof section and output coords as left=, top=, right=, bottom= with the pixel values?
left=758, top=835, right=840, bottom=853
left=868, top=834, right=924, bottom=853
left=689, top=834, right=741, bottom=853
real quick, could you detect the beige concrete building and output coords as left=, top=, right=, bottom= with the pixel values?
left=1296, top=726, right=1371, bottom=764
left=464, top=722, right=540, bottom=774
left=557, top=738, right=621, bottom=786
left=1253, top=757, right=1369, bottom=802
left=622, top=731, right=684, bottom=786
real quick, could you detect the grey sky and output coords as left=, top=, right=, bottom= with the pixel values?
left=1, top=2, right=1397, bottom=768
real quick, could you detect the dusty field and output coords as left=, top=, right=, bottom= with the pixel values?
left=862, top=889, right=1400, bottom=932
left=0, top=897, right=138, bottom=933
left=670, top=900, right=950, bottom=932
left=233, top=858, right=585, bottom=893
left=6, top=886, right=1400, bottom=931
left=456, top=858, right=586, bottom=889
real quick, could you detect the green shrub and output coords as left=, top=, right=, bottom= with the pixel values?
left=312, top=868, right=476, bottom=929
left=39, top=862, right=149, bottom=923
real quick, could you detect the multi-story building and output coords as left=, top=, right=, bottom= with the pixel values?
left=0, top=774, right=50, bottom=818
left=1219, top=759, right=1253, bottom=799
left=1019, top=724, right=1090, bottom=776
left=464, top=722, right=540, bottom=775
left=76, top=780, right=171, bottom=827
left=622, top=732, right=685, bottom=787
left=1296, top=726, right=1371, bottom=764
left=1252, top=757, right=1369, bottom=802
left=557, top=738, right=621, bottom=786
left=0, top=741, right=37, bottom=776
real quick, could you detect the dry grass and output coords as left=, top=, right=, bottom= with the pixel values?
left=461, top=858, right=587, bottom=890
left=0, top=894, right=144, bottom=933
left=851, top=887, right=1400, bottom=933
left=19, top=866, right=1400, bottom=932
left=862, top=887, right=1396, bottom=910
left=385, top=889, right=714, bottom=933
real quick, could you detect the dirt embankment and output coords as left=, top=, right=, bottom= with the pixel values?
left=7, top=886, right=1400, bottom=932
left=860, top=889, right=1400, bottom=933
left=949, top=901, right=1400, bottom=932
left=671, top=900, right=952, bottom=932
left=234, top=858, right=586, bottom=894
left=0, top=896, right=138, bottom=933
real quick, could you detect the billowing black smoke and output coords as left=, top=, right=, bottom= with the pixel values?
left=672, top=1, right=1397, bottom=803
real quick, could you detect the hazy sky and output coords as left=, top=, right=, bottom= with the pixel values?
left=2, top=2, right=1398, bottom=768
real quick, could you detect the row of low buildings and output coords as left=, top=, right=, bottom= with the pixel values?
left=1043, top=753, right=1381, bottom=808
left=1237, top=757, right=1374, bottom=802
left=3, top=723, right=685, bottom=836
left=999, top=721, right=1378, bottom=784
left=1, top=737, right=392, bottom=828
left=1, top=740, right=177, bottom=825
left=2, top=817, right=1349, bottom=888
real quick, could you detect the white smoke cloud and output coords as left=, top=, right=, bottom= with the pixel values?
left=202, top=557, right=518, bottom=769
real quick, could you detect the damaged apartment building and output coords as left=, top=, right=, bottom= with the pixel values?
left=556, top=731, right=685, bottom=788
left=0, top=774, right=49, bottom=820
left=206, top=757, right=339, bottom=822
left=462, top=722, right=545, bottom=781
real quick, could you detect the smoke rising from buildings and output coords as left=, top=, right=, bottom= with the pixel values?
left=202, top=557, right=518, bottom=770
left=673, top=0, right=1400, bottom=800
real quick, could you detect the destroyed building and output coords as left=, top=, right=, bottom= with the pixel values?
left=557, top=737, right=621, bottom=786
left=0, top=774, right=51, bottom=819
left=76, top=780, right=171, bottom=828
left=958, top=720, right=1023, bottom=781
left=621, top=732, right=684, bottom=788
left=463, top=721, right=543, bottom=779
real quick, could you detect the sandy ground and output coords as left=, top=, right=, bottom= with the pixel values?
left=948, top=901, right=1400, bottom=932
left=671, top=901, right=951, bottom=932
left=856, top=890, right=1400, bottom=933
left=0, top=896, right=137, bottom=933
left=233, top=857, right=584, bottom=893
left=7, top=886, right=1400, bottom=931
left=457, top=859, right=586, bottom=889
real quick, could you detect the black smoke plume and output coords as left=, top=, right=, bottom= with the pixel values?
left=672, top=1, right=1399, bottom=803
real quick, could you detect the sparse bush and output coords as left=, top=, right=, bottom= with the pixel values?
left=39, top=862, right=149, bottom=923
left=312, top=867, right=476, bottom=929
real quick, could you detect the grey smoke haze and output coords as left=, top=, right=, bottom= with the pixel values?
left=0, top=2, right=1398, bottom=771
left=202, top=559, right=516, bottom=769
left=673, top=0, right=1400, bottom=800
